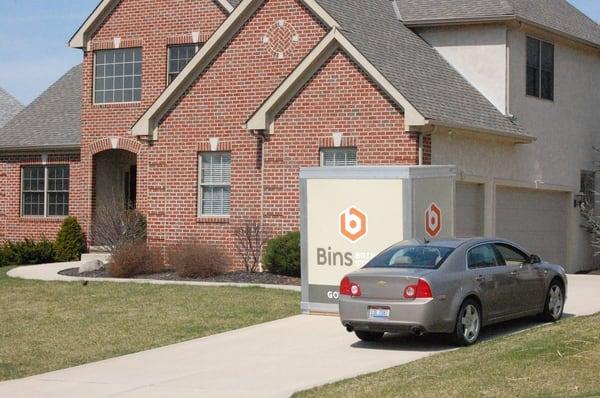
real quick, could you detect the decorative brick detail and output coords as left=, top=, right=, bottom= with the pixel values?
left=91, top=38, right=143, bottom=50
left=197, top=140, right=232, bottom=152
left=197, top=217, right=230, bottom=224
left=318, top=135, right=358, bottom=148
left=167, top=33, right=210, bottom=45
left=88, top=137, right=143, bottom=155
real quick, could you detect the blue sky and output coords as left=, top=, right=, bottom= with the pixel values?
left=0, top=0, right=599, bottom=105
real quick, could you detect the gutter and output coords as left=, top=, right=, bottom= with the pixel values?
left=424, top=119, right=536, bottom=144
left=0, top=144, right=81, bottom=153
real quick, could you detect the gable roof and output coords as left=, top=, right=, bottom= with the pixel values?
left=0, top=65, right=82, bottom=151
left=398, top=0, right=600, bottom=49
left=69, top=0, right=238, bottom=48
left=0, top=88, right=23, bottom=128
left=316, top=0, right=527, bottom=138
left=134, top=0, right=528, bottom=142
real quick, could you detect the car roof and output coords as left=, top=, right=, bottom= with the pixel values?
left=398, top=237, right=508, bottom=249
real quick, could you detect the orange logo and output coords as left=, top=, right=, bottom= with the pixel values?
left=425, top=202, right=442, bottom=237
left=340, top=206, right=367, bottom=242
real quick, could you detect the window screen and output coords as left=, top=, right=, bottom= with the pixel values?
left=94, top=48, right=142, bottom=103
left=527, top=37, right=553, bottom=100
left=168, top=44, right=200, bottom=84
left=320, top=147, right=358, bottom=167
left=22, top=165, right=69, bottom=217
left=199, top=152, right=231, bottom=216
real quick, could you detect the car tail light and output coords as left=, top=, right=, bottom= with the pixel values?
left=340, top=277, right=361, bottom=297
left=403, top=278, right=433, bottom=299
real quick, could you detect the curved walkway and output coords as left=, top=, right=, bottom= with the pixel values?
left=7, top=262, right=301, bottom=292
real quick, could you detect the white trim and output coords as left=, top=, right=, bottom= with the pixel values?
left=131, top=0, right=341, bottom=139
left=246, top=28, right=427, bottom=133
left=69, top=0, right=237, bottom=49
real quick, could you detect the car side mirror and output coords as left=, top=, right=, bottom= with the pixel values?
left=529, top=254, right=541, bottom=264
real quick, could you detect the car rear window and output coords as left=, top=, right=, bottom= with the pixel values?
left=365, top=246, right=454, bottom=269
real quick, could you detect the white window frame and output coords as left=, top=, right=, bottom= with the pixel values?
left=21, top=165, right=69, bottom=218
left=320, top=147, right=358, bottom=167
left=167, top=43, right=201, bottom=85
left=93, top=47, right=142, bottom=105
left=198, top=152, right=231, bottom=217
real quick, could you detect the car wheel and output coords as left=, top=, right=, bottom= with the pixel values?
left=542, top=281, right=564, bottom=322
left=453, top=299, right=481, bottom=346
left=354, top=330, right=384, bottom=342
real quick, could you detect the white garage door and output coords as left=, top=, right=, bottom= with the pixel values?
left=455, top=182, right=484, bottom=238
left=496, top=187, right=568, bottom=265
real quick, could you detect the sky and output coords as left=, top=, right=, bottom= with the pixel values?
left=0, top=0, right=599, bottom=105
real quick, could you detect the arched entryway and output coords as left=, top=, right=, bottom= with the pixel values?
left=91, top=148, right=138, bottom=245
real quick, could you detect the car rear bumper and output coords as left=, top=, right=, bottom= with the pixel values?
left=339, top=296, right=455, bottom=334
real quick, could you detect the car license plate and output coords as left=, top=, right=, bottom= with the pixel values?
left=368, top=307, right=390, bottom=320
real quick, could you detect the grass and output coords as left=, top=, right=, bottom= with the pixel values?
left=0, top=267, right=300, bottom=381
left=295, top=313, right=600, bottom=398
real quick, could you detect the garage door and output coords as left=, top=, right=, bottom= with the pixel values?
left=496, top=187, right=568, bottom=265
left=455, top=182, right=484, bottom=238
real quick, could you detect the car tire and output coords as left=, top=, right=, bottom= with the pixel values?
left=354, top=330, right=384, bottom=342
left=453, top=299, right=481, bottom=346
left=541, top=280, right=564, bottom=322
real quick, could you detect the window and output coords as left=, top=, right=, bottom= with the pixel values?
left=366, top=245, right=455, bottom=269
left=494, top=243, right=529, bottom=266
left=168, top=44, right=200, bottom=84
left=199, top=152, right=231, bottom=216
left=527, top=37, right=554, bottom=100
left=581, top=170, right=596, bottom=209
left=22, top=165, right=69, bottom=217
left=320, top=147, right=358, bottom=167
left=467, top=244, right=499, bottom=269
left=94, top=48, right=142, bottom=104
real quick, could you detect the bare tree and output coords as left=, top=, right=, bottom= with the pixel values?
left=93, top=193, right=147, bottom=252
left=580, top=147, right=600, bottom=256
left=234, top=220, right=268, bottom=273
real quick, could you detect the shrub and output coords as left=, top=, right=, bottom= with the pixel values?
left=93, top=194, right=147, bottom=251
left=108, top=242, right=164, bottom=278
left=169, top=242, right=230, bottom=278
left=54, top=217, right=86, bottom=262
left=0, top=238, right=56, bottom=266
left=263, top=231, right=301, bottom=277
left=234, top=220, right=268, bottom=273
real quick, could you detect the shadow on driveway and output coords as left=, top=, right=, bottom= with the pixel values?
left=350, top=313, right=576, bottom=352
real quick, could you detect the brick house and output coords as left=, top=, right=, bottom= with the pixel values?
left=0, top=0, right=598, bottom=272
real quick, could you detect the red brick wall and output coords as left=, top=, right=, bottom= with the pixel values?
left=155, top=0, right=328, bottom=257
left=0, top=153, right=82, bottom=242
left=263, top=50, right=417, bottom=235
left=78, top=0, right=228, bottom=241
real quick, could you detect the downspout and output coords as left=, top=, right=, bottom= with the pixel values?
left=250, top=129, right=267, bottom=271
left=418, top=132, right=424, bottom=165
left=505, top=27, right=511, bottom=117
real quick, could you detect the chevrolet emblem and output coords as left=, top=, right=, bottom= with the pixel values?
left=377, top=281, right=387, bottom=286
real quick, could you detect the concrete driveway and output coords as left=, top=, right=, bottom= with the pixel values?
left=1, top=274, right=599, bottom=398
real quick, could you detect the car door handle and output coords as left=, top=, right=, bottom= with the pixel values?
left=474, top=275, right=485, bottom=282
left=510, top=270, right=518, bottom=276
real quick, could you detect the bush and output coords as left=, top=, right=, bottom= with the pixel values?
left=169, top=242, right=230, bottom=278
left=0, top=238, right=56, bottom=266
left=263, top=231, right=301, bottom=277
left=93, top=194, right=147, bottom=251
left=54, top=216, right=86, bottom=262
left=108, top=242, right=164, bottom=278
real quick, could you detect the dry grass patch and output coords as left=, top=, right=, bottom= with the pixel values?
left=295, top=313, right=600, bottom=398
left=0, top=267, right=299, bottom=381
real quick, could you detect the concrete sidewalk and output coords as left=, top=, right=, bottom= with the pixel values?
left=0, top=274, right=598, bottom=397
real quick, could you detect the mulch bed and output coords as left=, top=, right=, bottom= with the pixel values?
left=58, top=267, right=301, bottom=286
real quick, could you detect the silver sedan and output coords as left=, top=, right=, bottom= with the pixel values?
left=339, top=238, right=567, bottom=345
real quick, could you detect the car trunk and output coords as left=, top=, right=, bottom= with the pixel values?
left=349, top=268, right=434, bottom=301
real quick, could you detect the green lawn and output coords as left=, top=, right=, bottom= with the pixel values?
left=296, top=313, right=600, bottom=398
left=0, top=267, right=300, bottom=381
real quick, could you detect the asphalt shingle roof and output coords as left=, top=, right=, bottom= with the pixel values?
left=0, top=88, right=23, bottom=128
left=0, top=64, right=81, bottom=150
left=398, top=0, right=600, bottom=47
left=316, top=0, right=525, bottom=136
